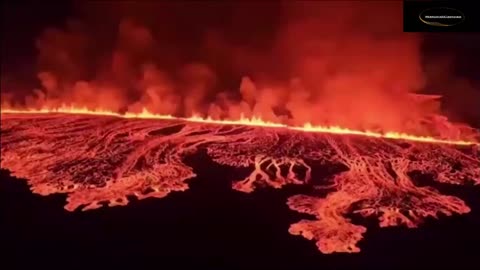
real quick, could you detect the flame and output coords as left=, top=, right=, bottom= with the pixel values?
left=1, top=105, right=477, bottom=146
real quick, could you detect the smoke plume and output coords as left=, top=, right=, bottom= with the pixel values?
left=1, top=1, right=478, bottom=137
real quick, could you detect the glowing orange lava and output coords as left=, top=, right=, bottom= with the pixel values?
left=1, top=106, right=476, bottom=146
left=1, top=111, right=479, bottom=254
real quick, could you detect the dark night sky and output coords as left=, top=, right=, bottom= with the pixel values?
left=2, top=1, right=479, bottom=82
left=1, top=1, right=282, bottom=81
left=2, top=1, right=70, bottom=80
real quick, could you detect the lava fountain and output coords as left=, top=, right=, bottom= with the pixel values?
left=1, top=109, right=479, bottom=254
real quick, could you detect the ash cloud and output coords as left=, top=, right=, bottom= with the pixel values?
left=2, top=1, right=478, bottom=137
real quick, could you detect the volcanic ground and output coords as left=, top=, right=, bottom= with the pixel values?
left=1, top=113, right=479, bottom=254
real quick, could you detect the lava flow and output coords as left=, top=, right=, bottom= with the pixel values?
left=1, top=110, right=479, bottom=254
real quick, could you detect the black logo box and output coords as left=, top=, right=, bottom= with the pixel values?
left=404, top=0, right=479, bottom=32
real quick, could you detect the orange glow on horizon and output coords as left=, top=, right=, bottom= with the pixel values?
left=1, top=105, right=477, bottom=146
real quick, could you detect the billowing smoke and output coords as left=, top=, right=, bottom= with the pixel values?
left=1, top=2, right=478, bottom=137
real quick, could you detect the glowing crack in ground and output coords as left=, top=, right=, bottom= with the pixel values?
left=1, top=113, right=479, bottom=253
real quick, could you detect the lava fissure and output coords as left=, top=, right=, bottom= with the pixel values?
left=2, top=108, right=477, bottom=146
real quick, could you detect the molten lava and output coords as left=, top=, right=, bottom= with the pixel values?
left=1, top=109, right=479, bottom=254
left=1, top=106, right=477, bottom=146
